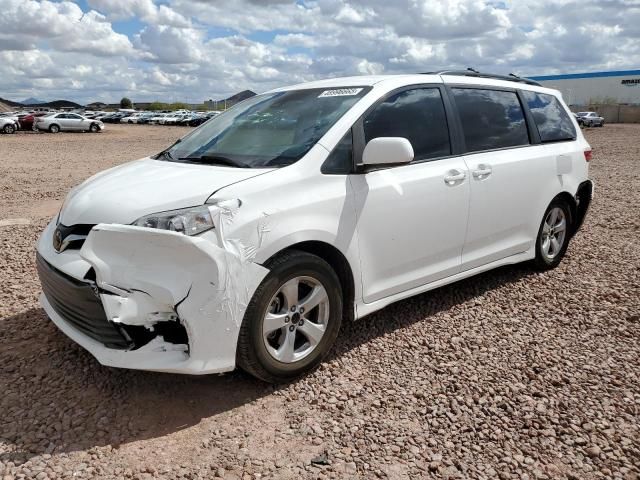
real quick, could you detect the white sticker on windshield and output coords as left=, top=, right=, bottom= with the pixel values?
left=318, top=88, right=363, bottom=98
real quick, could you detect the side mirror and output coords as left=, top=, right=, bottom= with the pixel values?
left=361, top=137, right=414, bottom=166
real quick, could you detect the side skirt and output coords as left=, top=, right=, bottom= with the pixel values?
left=354, top=250, right=534, bottom=319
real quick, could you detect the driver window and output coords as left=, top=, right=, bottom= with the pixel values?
left=364, top=88, right=451, bottom=161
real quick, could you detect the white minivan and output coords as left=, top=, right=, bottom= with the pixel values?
left=37, top=71, right=593, bottom=383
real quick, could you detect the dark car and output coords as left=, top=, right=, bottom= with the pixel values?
left=188, top=115, right=209, bottom=127
left=101, top=112, right=128, bottom=123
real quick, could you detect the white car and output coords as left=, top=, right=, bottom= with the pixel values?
left=35, top=113, right=104, bottom=133
left=147, top=113, right=168, bottom=124
left=0, top=117, right=18, bottom=134
left=36, top=72, right=593, bottom=383
left=162, top=113, right=191, bottom=125
left=120, top=112, right=146, bottom=124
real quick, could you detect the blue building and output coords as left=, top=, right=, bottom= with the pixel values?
left=529, top=69, right=640, bottom=105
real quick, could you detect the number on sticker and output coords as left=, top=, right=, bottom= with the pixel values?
left=318, top=88, right=363, bottom=98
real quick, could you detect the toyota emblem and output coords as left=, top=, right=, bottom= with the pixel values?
left=53, top=228, right=63, bottom=252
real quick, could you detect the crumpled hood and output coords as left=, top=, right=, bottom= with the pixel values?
left=59, top=158, right=271, bottom=225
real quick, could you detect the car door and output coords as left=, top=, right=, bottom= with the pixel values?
left=350, top=86, right=470, bottom=304
left=67, top=113, right=86, bottom=130
left=54, top=113, right=70, bottom=129
left=448, top=87, right=544, bottom=270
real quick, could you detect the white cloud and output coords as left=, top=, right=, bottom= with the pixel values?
left=0, top=1, right=133, bottom=57
left=87, top=0, right=191, bottom=27
left=1, top=0, right=640, bottom=104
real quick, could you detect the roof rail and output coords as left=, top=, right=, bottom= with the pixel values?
left=422, top=68, right=542, bottom=87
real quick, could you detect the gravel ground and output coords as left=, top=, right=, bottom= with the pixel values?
left=1, top=124, right=638, bottom=480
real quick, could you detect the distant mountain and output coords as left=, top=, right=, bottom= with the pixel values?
left=0, top=97, right=83, bottom=110
left=41, top=99, right=84, bottom=109
left=206, top=90, right=257, bottom=108
left=0, top=96, right=24, bottom=108
left=225, top=90, right=256, bottom=104
left=21, top=97, right=46, bottom=105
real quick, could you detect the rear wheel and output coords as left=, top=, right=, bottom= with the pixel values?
left=3, top=123, right=16, bottom=134
left=49, top=124, right=60, bottom=133
left=237, top=250, right=343, bottom=383
left=533, top=200, right=572, bottom=270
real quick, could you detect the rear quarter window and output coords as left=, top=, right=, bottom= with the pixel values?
left=522, top=91, right=576, bottom=143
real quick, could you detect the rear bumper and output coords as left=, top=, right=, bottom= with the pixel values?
left=37, top=218, right=268, bottom=374
left=572, top=180, right=594, bottom=236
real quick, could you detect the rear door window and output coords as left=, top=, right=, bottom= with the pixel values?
left=451, top=88, right=529, bottom=152
left=364, top=88, right=451, bottom=161
left=523, top=91, right=576, bottom=142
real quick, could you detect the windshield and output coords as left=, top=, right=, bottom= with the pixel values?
left=162, top=87, right=370, bottom=168
left=577, top=112, right=590, bottom=116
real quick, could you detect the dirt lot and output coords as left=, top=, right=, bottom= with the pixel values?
left=1, top=124, right=638, bottom=480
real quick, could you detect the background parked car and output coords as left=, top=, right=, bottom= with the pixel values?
left=101, top=112, right=128, bottom=123
left=120, top=112, right=147, bottom=124
left=17, top=113, right=37, bottom=131
left=0, top=117, right=18, bottom=134
left=576, top=111, right=604, bottom=127
left=147, top=113, right=168, bottom=124
left=35, top=113, right=104, bottom=133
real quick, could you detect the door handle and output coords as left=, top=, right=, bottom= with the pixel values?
left=472, top=164, right=492, bottom=179
left=444, top=169, right=466, bottom=185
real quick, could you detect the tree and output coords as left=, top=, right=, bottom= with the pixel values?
left=120, top=97, right=133, bottom=109
left=148, top=102, right=167, bottom=111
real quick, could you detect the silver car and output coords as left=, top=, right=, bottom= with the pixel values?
left=577, top=111, right=604, bottom=127
left=0, top=117, right=18, bottom=134
left=35, top=113, right=105, bottom=133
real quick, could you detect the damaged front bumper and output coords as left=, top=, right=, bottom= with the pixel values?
left=36, top=220, right=267, bottom=374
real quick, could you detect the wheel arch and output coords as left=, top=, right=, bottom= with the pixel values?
left=265, top=241, right=356, bottom=322
left=549, top=182, right=593, bottom=237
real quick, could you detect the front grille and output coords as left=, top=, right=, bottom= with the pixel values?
left=54, top=223, right=95, bottom=251
left=36, top=253, right=131, bottom=349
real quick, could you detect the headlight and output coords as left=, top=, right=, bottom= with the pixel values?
left=134, top=206, right=214, bottom=236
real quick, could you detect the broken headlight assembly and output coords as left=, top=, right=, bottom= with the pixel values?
left=134, top=206, right=214, bottom=236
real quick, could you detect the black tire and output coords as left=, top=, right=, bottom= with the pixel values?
left=599, top=121, right=604, bottom=127
left=532, top=200, right=572, bottom=271
left=49, top=124, right=60, bottom=133
left=237, top=250, right=343, bottom=383
left=3, top=123, right=16, bottom=134
left=90, top=123, right=99, bottom=133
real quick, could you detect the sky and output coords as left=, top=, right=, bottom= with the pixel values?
left=1, top=0, right=639, bottom=104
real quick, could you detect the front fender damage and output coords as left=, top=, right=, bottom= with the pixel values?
left=79, top=223, right=268, bottom=374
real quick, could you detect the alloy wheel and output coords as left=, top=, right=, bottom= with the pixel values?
left=262, top=276, right=330, bottom=363
left=541, top=207, right=567, bottom=261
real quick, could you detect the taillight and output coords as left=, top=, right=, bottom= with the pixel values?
left=584, top=149, right=592, bottom=162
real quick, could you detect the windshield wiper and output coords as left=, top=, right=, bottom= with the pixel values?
left=155, top=139, right=182, bottom=160
left=158, top=150, right=174, bottom=160
left=178, top=155, right=250, bottom=168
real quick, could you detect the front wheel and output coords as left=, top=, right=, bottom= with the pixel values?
left=90, top=123, right=99, bottom=133
left=3, top=123, right=16, bottom=134
left=237, top=250, right=343, bottom=383
left=533, top=201, right=572, bottom=270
